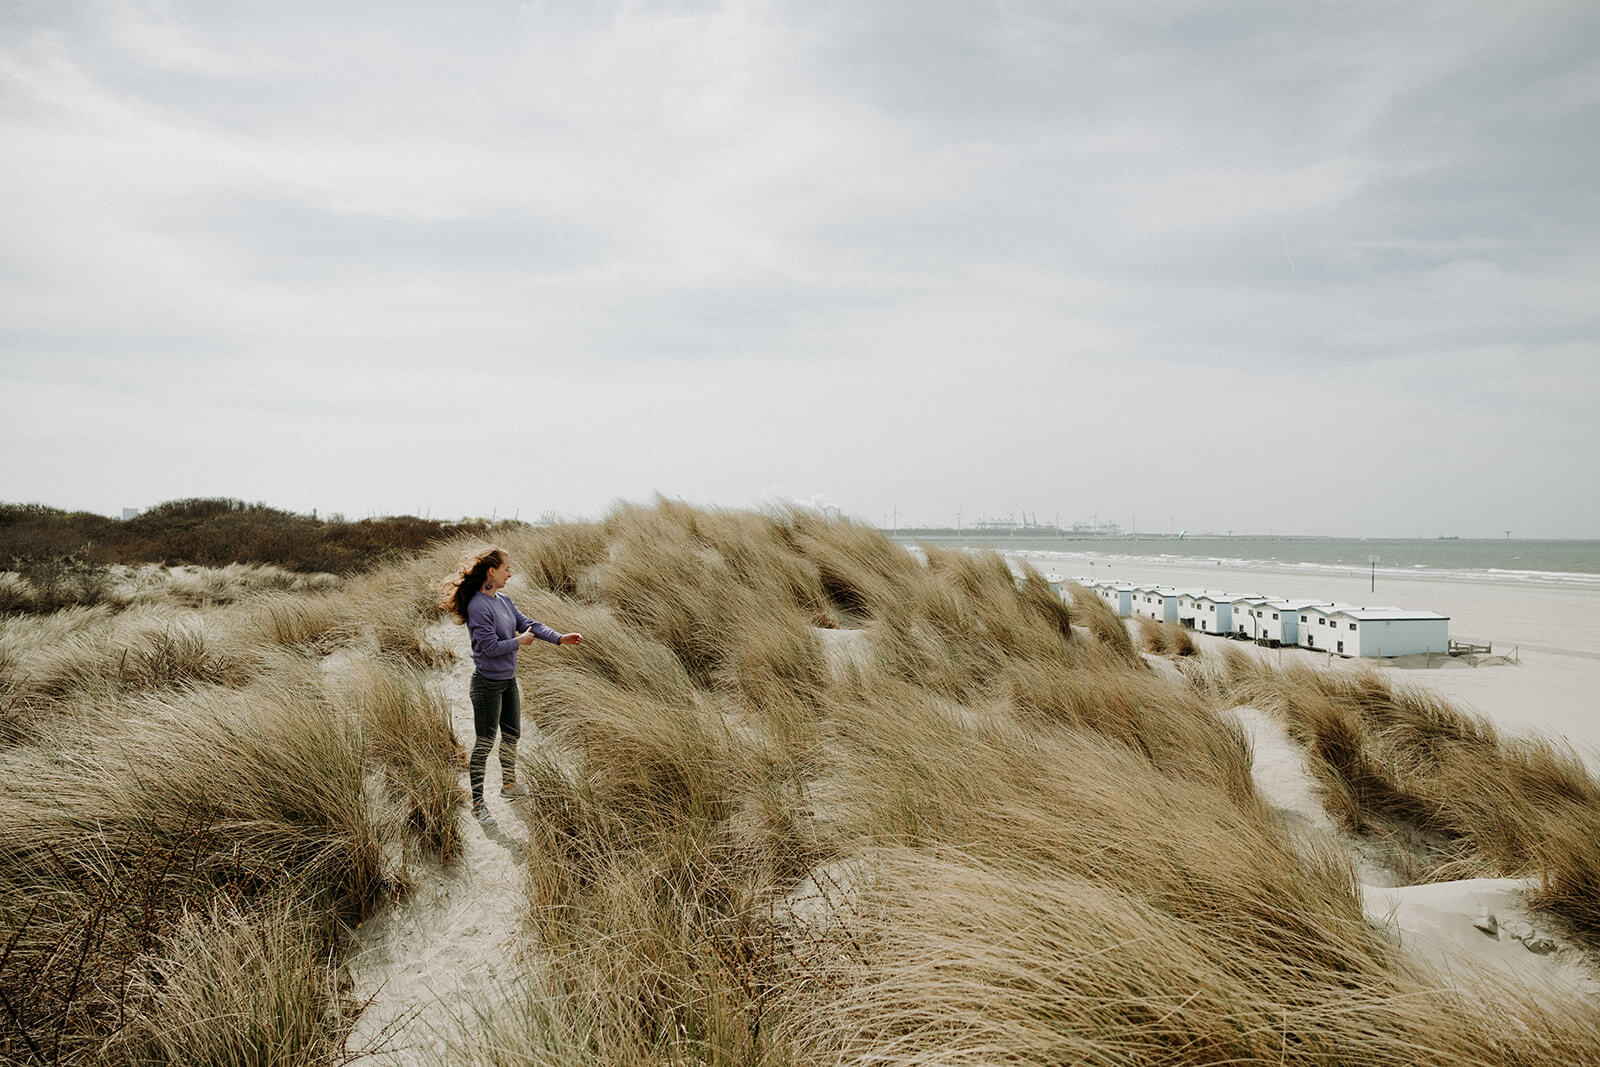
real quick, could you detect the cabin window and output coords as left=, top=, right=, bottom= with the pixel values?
left=1301, top=615, right=1308, bottom=622
left=1272, top=613, right=1279, bottom=620
left=1348, top=622, right=1357, bottom=630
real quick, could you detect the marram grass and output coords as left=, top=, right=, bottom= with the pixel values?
left=3, top=498, right=1598, bottom=1065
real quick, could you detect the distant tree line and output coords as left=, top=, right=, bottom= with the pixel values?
left=1, top=498, right=492, bottom=575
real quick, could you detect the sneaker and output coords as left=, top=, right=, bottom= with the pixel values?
left=501, top=781, right=530, bottom=799
left=472, top=802, right=497, bottom=827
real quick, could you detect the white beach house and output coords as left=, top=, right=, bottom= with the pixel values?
left=1098, top=583, right=1135, bottom=617
left=1333, top=608, right=1450, bottom=657
left=1257, top=599, right=1334, bottom=647
left=1177, top=591, right=1236, bottom=634
left=1231, top=595, right=1274, bottom=640
left=1132, top=585, right=1179, bottom=623
left=1299, top=603, right=1363, bottom=652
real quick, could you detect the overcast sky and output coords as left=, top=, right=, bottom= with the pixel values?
left=2, top=1, right=1596, bottom=537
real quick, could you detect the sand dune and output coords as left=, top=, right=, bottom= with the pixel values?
left=1018, top=552, right=1600, bottom=769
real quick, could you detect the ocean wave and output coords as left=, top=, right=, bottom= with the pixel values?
left=1001, top=548, right=1600, bottom=592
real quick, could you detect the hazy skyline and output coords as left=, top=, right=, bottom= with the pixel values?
left=3, top=1, right=1597, bottom=537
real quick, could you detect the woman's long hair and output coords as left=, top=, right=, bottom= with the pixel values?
left=441, top=545, right=504, bottom=623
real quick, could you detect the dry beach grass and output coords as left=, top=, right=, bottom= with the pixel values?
left=2, top=500, right=1598, bottom=1064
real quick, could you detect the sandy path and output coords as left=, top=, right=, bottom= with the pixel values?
left=345, top=627, right=538, bottom=1064
left=338, top=581, right=1597, bottom=1055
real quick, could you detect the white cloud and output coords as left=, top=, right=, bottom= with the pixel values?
left=1, top=0, right=1596, bottom=535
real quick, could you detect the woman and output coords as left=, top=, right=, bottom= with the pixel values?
left=441, top=546, right=581, bottom=826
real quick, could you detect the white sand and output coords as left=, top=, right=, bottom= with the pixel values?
left=344, top=624, right=540, bottom=1065
left=1223, top=704, right=1599, bottom=998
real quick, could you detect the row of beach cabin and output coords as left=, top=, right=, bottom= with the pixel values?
left=1068, top=578, right=1449, bottom=658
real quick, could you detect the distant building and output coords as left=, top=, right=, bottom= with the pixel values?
left=1257, top=599, right=1333, bottom=647
left=1230, top=595, right=1274, bottom=640
left=1337, top=608, right=1451, bottom=657
left=1299, top=603, right=1364, bottom=652
left=1095, top=582, right=1135, bottom=617
left=1177, top=590, right=1236, bottom=633
left=1132, top=584, right=1179, bottom=623
left=121, top=507, right=141, bottom=521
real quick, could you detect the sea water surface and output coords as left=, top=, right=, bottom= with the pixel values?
left=890, top=535, right=1600, bottom=593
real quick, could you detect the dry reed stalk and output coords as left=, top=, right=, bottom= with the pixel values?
left=1216, top=656, right=1600, bottom=939
left=774, top=847, right=1600, bottom=1066
left=1067, top=581, right=1143, bottom=668
left=0, top=656, right=390, bottom=1060
left=108, top=900, right=363, bottom=1066
left=330, top=654, right=466, bottom=860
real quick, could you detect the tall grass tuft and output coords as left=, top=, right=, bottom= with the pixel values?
left=512, top=681, right=824, bottom=1065
left=331, top=654, right=466, bottom=861
left=246, top=589, right=355, bottom=652
left=1137, top=615, right=1198, bottom=657
left=109, top=900, right=362, bottom=1067
left=784, top=508, right=921, bottom=621
left=592, top=504, right=769, bottom=686
left=1215, top=656, right=1600, bottom=938
left=1066, top=580, right=1142, bottom=668
left=1, top=608, right=258, bottom=743
left=510, top=520, right=610, bottom=599
left=776, top=846, right=1600, bottom=1066
left=0, top=658, right=391, bottom=1061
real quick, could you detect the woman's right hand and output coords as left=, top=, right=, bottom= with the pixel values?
left=517, top=632, right=538, bottom=646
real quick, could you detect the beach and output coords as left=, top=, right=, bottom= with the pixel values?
left=1010, top=551, right=1600, bottom=771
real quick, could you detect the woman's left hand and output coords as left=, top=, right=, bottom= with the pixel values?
left=559, top=633, right=583, bottom=645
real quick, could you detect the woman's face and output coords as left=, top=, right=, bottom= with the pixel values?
left=486, top=558, right=511, bottom=591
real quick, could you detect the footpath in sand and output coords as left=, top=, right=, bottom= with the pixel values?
left=345, top=623, right=539, bottom=1064
left=344, top=573, right=1599, bottom=1057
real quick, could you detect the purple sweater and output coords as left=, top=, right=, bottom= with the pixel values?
left=466, top=591, right=562, bottom=679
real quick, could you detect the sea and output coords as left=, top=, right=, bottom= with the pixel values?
left=888, top=534, right=1600, bottom=593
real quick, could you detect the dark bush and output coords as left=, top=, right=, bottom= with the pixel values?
left=1, top=499, right=490, bottom=581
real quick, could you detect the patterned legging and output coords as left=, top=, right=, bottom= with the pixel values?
left=468, top=672, right=520, bottom=805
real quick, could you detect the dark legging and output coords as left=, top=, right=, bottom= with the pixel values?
left=468, top=672, right=521, bottom=806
